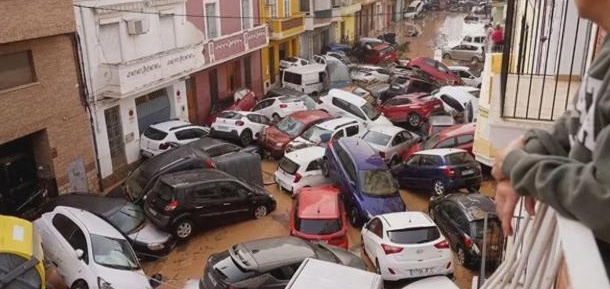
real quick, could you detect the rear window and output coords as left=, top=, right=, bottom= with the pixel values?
left=279, top=157, right=300, bottom=175
left=388, top=226, right=441, bottom=244
left=360, top=170, right=398, bottom=197
left=362, top=130, right=391, bottom=146
left=218, top=111, right=243, bottom=119
left=213, top=251, right=257, bottom=283
left=143, top=127, right=168, bottom=140
left=470, top=218, right=503, bottom=241
left=297, top=219, right=342, bottom=235
left=444, top=152, right=475, bottom=165
left=155, top=181, right=175, bottom=202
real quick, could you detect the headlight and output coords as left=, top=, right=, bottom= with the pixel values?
left=98, top=277, right=115, bottom=289
left=147, top=242, right=165, bottom=251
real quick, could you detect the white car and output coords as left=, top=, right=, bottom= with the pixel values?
left=448, top=66, right=481, bottom=88
left=404, top=0, right=424, bottom=19
left=400, top=276, right=459, bottom=289
left=430, top=86, right=480, bottom=122
left=274, top=146, right=331, bottom=195
left=361, top=212, right=454, bottom=281
left=285, top=117, right=365, bottom=153
left=350, top=65, right=392, bottom=83
left=280, top=56, right=310, bottom=70
left=35, top=206, right=153, bottom=289
left=251, top=94, right=318, bottom=122
left=210, top=111, right=270, bottom=146
left=360, top=125, right=419, bottom=166
left=318, top=89, right=393, bottom=127
left=139, top=120, right=209, bottom=158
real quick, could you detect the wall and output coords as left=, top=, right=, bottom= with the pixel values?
left=0, top=0, right=75, bottom=43
left=220, top=0, right=242, bottom=36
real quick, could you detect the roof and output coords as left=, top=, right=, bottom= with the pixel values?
left=403, top=276, right=459, bottom=289
left=234, top=236, right=316, bottom=272
left=316, top=117, right=359, bottom=130
left=414, top=148, right=468, bottom=156
left=284, top=146, right=326, bottom=163
left=284, top=63, right=326, bottom=74
left=52, top=193, right=128, bottom=217
left=288, top=110, right=330, bottom=123
left=328, top=89, right=367, bottom=106
left=159, top=168, right=233, bottom=187
left=150, top=120, right=192, bottom=132
left=297, top=186, right=341, bottom=219
left=445, top=193, right=497, bottom=221
left=440, top=123, right=476, bottom=137
left=57, top=206, right=124, bottom=238
left=380, top=211, right=435, bottom=230
left=336, top=137, right=386, bottom=169
left=366, top=125, right=405, bottom=136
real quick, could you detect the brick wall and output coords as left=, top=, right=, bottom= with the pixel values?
left=0, top=34, right=100, bottom=193
left=0, top=0, right=75, bottom=43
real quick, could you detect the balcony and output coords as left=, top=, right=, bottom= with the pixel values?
left=304, top=9, right=333, bottom=30
left=269, top=15, right=305, bottom=41
left=340, top=0, right=362, bottom=16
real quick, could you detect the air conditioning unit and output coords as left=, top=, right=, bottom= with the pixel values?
left=265, top=0, right=276, bottom=5
left=127, top=19, right=149, bottom=35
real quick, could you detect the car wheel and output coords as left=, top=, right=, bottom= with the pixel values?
left=443, top=53, right=451, bottom=60
left=272, top=113, right=281, bottom=122
left=321, top=158, right=330, bottom=177
left=349, top=206, right=362, bottom=227
left=71, top=280, right=88, bottom=289
left=408, top=112, right=423, bottom=127
left=457, top=247, right=467, bottom=266
left=253, top=205, right=268, bottom=219
left=173, top=219, right=194, bottom=241
left=433, top=180, right=446, bottom=196
left=240, top=129, right=253, bottom=146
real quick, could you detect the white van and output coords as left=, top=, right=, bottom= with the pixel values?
left=286, top=258, right=383, bottom=289
left=318, top=88, right=393, bottom=127
left=404, top=0, right=424, bottom=19
left=282, top=64, right=328, bottom=97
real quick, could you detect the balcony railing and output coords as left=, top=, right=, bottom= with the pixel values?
left=499, top=0, right=594, bottom=121
left=269, top=15, right=305, bottom=40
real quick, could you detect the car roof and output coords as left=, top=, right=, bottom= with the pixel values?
left=337, top=137, right=386, bottom=169
left=402, top=276, right=460, bottom=289
left=380, top=212, right=435, bottom=230
left=328, top=89, right=367, bottom=106
left=234, top=236, right=315, bottom=272
left=51, top=193, right=128, bottom=217
left=366, top=125, right=405, bottom=136
left=284, top=146, right=326, bottom=163
left=391, top=92, right=430, bottom=101
left=218, top=110, right=261, bottom=117
left=444, top=193, right=497, bottom=221
left=414, top=148, right=468, bottom=156
left=284, top=63, right=326, bottom=74
left=448, top=65, right=470, bottom=71
left=54, top=206, right=124, bottom=238
left=297, top=186, right=341, bottom=219
left=150, top=120, right=193, bottom=132
left=439, top=123, right=476, bottom=137
left=159, top=168, right=234, bottom=187
left=372, top=43, right=392, bottom=51
left=316, top=117, right=359, bottom=130
left=288, top=110, right=330, bottom=122
left=436, top=86, right=479, bottom=101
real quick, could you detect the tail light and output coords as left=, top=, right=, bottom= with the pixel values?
left=235, top=120, right=245, bottom=126
left=463, top=235, right=473, bottom=248
left=294, top=173, right=302, bottom=183
left=280, top=104, right=288, bottom=108
left=442, top=167, right=456, bottom=178
left=434, top=240, right=450, bottom=249
left=379, top=151, right=386, bottom=159
left=205, top=159, right=216, bottom=169
left=159, top=143, right=170, bottom=150
left=164, top=200, right=178, bottom=211
left=381, top=243, right=404, bottom=255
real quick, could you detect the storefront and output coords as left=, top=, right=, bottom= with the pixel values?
left=262, top=37, right=300, bottom=88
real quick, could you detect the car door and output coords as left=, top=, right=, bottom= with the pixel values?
left=387, top=131, right=413, bottom=159
left=392, top=154, right=421, bottom=187
left=344, top=123, right=361, bottom=138
left=303, top=158, right=327, bottom=186
left=419, top=154, right=444, bottom=184
left=246, top=114, right=269, bottom=137
left=252, top=98, right=276, bottom=118
left=362, top=218, right=383, bottom=261
left=216, top=181, right=251, bottom=217
left=46, top=213, right=91, bottom=286
left=380, top=98, right=406, bottom=121
left=190, top=183, right=225, bottom=222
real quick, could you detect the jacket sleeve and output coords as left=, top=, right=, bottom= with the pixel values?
left=520, top=102, right=573, bottom=156
left=501, top=125, right=610, bottom=243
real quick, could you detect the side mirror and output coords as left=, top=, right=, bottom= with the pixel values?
left=150, top=273, right=164, bottom=288
left=75, top=249, right=84, bottom=260
left=319, top=133, right=331, bottom=143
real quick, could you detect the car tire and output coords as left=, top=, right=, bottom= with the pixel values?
left=408, top=112, right=423, bottom=127
left=71, top=280, right=88, bottom=289
left=349, top=206, right=363, bottom=227
left=457, top=247, right=467, bottom=266
left=173, top=218, right=194, bottom=241
left=433, top=180, right=446, bottom=196
left=272, top=113, right=281, bottom=122
left=321, top=158, right=330, bottom=177
left=253, top=205, right=268, bottom=219
left=240, top=129, right=253, bottom=146
left=443, top=53, right=451, bottom=60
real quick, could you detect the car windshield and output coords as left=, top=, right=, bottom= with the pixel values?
left=470, top=218, right=503, bottom=242
left=360, top=170, right=398, bottom=197
left=107, top=203, right=146, bottom=235
left=361, top=103, right=380, bottom=120
left=301, top=125, right=332, bottom=143
left=276, top=116, right=306, bottom=137
left=297, top=218, right=342, bottom=235
left=124, top=167, right=147, bottom=200
left=422, top=133, right=440, bottom=149
left=388, top=226, right=441, bottom=244
left=279, top=157, right=300, bottom=175
left=91, top=234, right=140, bottom=270
left=444, top=152, right=475, bottom=165
left=362, top=130, right=392, bottom=146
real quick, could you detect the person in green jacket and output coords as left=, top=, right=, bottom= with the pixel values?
left=492, top=0, right=610, bottom=271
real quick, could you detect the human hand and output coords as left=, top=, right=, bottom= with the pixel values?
left=495, top=180, right=536, bottom=236
left=492, top=136, right=525, bottom=181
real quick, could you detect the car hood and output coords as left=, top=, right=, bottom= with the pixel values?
left=128, top=220, right=173, bottom=245
left=359, top=193, right=406, bottom=217
left=264, top=127, right=293, bottom=144
left=319, top=244, right=367, bottom=270
left=288, top=136, right=315, bottom=148
left=95, top=265, right=151, bottom=289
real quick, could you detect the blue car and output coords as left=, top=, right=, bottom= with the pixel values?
left=325, top=43, right=353, bottom=54
left=321, top=137, right=406, bottom=227
left=391, top=148, right=482, bottom=196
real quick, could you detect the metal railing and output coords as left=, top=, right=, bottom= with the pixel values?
left=499, top=0, right=594, bottom=121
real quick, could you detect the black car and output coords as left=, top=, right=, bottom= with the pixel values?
left=41, top=193, right=175, bottom=259
left=124, top=137, right=263, bottom=204
left=143, top=169, right=276, bottom=240
left=382, top=76, right=441, bottom=102
left=428, top=192, right=504, bottom=270
left=201, top=236, right=366, bottom=289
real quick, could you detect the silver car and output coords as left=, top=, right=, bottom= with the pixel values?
left=442, top=44, right=485, bottom=63
left=360, top=125, right=420, bottom=166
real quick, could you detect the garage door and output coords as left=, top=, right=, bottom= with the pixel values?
left=135, top=89, right=171, bottom=134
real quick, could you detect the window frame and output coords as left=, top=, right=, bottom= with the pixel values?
left=240, top=0, right=253, bottom=30
left=0, top=51, right=37, bottom=91
left=203, top=1, right=221, bottom=39
left=283, top=0, right=291, bottom=17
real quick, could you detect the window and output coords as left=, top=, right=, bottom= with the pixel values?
left=421, top=155, right=443, bottom=166
left=332, top=129, right=345, bottom=140
left=457, top=134, right=474, bottom=145
left=205, top=2, right=219, bottom=38
left=306, top=159, right=321, bottom=171
left=436, top=137, right=456, bottom=148
left=388, top=227, right=441, bottom=244
left=270, top=4, right=277, bottom=19
left=241, top=0, right=252, bottom=29
left=283, top=72, right=302, bottom=85
left=406, top=155, right=421, bottom=165
left=283, top=0, right=290, bottom=17
left=391, top=133, right=405, bottom=146
left=192, top=183, right=219, bottom=202
left=205, top=143, right=240, bottom=156
left=345, top=125, right=359, bottom=137
left=175, top=128, right=207, bottom=140
left=0, top=51, right=36, bottom=91
left=52, top=214, right=89, bottom=263
left=366, top=218, right=383, bottom=237
left=269, top=263, right=301, bottom=280
left=253, top=99, right=274, bottom=111
left=217, top=182, right=240, bottom=198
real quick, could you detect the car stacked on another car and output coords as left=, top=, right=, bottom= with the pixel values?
left=251, top=94, right=318, bottom=122
left=404, top=122, right=476, bottom=159
left=275, top=146, right=331, bottom=195
left=449, top=66, right=481, bottom=88
left=361, top=211, right=454, bottom=281
left=360, top=125, right=420, bottom=166
left=350, top=64, right=392, bottom=83
left=383, top=76, right=441, bottom=102
left=139, top=120, right=210, bottom=158
left=318, top=89, right=393, bottom=127
left=210, top=111, right=271, bottom=146
left=143, top=169, right=276, bottom=240
left=289, top=186, right=349, bottom=249
left=430, top=86, right=480, bottom=123
left=377, top=93, right=444, bottom=127
left=205, top=88, right=258, bottom=126
left=406, top=57, right=464, bottom=85
left=285, top=117, right=365, bottom=153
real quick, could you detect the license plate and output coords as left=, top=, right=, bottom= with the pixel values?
left=408, top=267, right=434, bottom=276
left=462, top=169, right=475, bottom=175
left=217, top=125, right=229, bottom=131
left=208, top=272, right=217, bottom=286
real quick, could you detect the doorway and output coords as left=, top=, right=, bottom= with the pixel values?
left=104, top=106, right=127, bottom=172
left=269, top=47, right=276, bottom=84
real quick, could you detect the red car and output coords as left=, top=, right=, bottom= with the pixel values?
left=259, top=110, right=331, bottom=158
left=377, top=92, right=444, bottom=127
left=402, top=122, right=476, bottom=160
left=289, top=185, right=349, bottom=249
left=205, top=88, right=257, bottom=126
left=363, top=43, right=398, bottom=64
left=406, top=57, right=464, bottom=85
